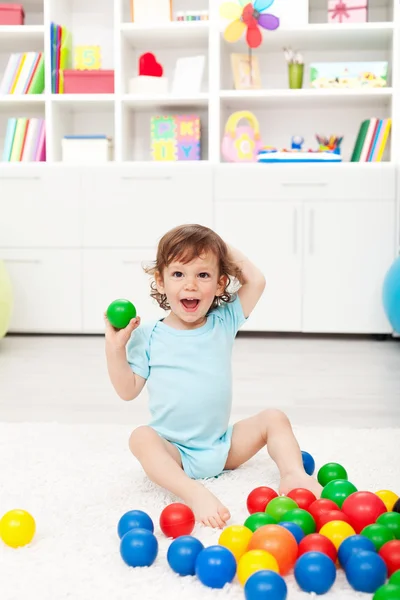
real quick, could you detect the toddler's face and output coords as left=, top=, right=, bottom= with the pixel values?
left=156, top=252, right=226, bottom=324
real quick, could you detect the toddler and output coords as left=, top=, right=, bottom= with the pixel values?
left=105, top=224, right=322, bottom=529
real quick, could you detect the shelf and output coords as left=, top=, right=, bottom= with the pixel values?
left=0, top=25, right=44, bottom=52
left=0, top=94, right=45, bottom=112
left=51, top=95, right=115, bottom=110
left=122, top=93, right=209, bottom=109
left=121, top=21, right=209, bottom=49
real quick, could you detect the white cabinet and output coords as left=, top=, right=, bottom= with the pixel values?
left=302, top=200, right=396, bottom=334
left=215, top=201, right=303, bottom=332
left=2, top=249, right=82, bottom=333
left=82, top=249, right=165, bottom=333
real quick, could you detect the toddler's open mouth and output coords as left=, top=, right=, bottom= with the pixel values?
left=180, top=299, right=200, bottom=312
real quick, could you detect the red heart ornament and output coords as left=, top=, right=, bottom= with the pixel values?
left=139, top=53, right=164, bottom=77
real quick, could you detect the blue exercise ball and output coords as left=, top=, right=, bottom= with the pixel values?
left=279, top=521, right=305, bottom=544
left=195, top=545, right=236, bottom=588
left=245, top=570, right=287, bottom=600
left=117, top=509, right=154, bottom=538
left=294, top=551, right=336, bottom=595
left=338, top=534, right=376, bottom=568
left=167, top=535, right=204, bottom=576
left=345, top=550, right=387, bottom=593
left=383, top=257, right=400, bottom=332
left=301, top=451, right=315, bottom=476
left=120, top=528, right=158, bottom=567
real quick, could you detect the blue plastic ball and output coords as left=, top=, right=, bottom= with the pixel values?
left=117, top=510, right=154, bottom=539
left=301, top=451, right=315, bottom=476
left=195, top=545, right=236, bottom=589
left=383, top=257, right=400, bottom=332
left=338, top=534, right=376, bottom=567
left=294, top=551, right=336, bottom=595
left=120, top=528, right=158, bottom=568
left=167, top=535, right=204, bottom=576
left=345, top=550, right=387, bottom=593
left=279, top=521, right=305, bottom=544
left=245, top=570, right=288, bottom=600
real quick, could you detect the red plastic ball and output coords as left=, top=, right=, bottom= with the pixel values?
left=342, top=491, right=387, bottom=534
left=287, top=488, right=317, bottom=511
left=159, top=503, right=195, bottom=539
left=317, top=510, right=352, bottom=531
left=298, top=533, right=337, bottom=563
left=246, top=486, right=278, bottom=514
left=379, top=540, right=400, bottom=576
left=308, top=499, right=338, bottom=523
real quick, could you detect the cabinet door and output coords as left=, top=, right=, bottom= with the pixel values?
left=0, top=166, right=82, bottom=248
left=82, top=165, right=213, bottom=248
left=303, top=200, right=396, bottom=334
left=82, top=249, right=165, bottom=333
left=2, top=250, right=82, bottom=333
left=215, top=201, right=303, bottom=332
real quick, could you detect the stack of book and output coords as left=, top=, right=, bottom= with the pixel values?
left=350, top=118, right=392, bottom=162
left=2, top=118, right=46, bottom=162
left=51, top=22, right=72, bottom=93
left=0, top=52, right=45, bottom=95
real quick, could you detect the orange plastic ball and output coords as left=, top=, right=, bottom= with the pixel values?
left=248, top=524, right=298, bottom=575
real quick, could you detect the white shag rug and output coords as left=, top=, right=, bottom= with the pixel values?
left=1, top=423, right=399, bottom=600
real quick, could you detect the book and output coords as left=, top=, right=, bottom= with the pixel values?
left=350, top=119, right=370, bottom=162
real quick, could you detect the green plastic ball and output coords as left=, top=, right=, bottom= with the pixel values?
left=376, top=512, right=400, bottom=540
left=280, top=508, right=316, bottom=535
left=266, top=497, right=298, bottom=522
left=317, top=462, right=348, bottom=487
left=373, top=584, right=400, bottom=600
left=244, top=512, right=277, bottom=532
left=389, top=571, right=400, bottom=586
left=321, top=479, right=357, bottom=509
left=361, top=524, right=395, bottom=551
left=106, top=299, right=136, bottom=329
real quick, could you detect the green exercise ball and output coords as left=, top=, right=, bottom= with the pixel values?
left=107, top=299, right=136, bottom=329
left=318, top=462, right=348, bottom=487
left=321, top=479, right=357, bottom=509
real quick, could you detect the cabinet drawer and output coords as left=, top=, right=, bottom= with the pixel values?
left=0, top=166, right=82, bottom=247
left=82, top=249, right=165, bottom=333
left=82, top=165, right=213, bottom=248
left=1, top=249, right=82, bottom=333
left=215, top=164, right=396, bottom=202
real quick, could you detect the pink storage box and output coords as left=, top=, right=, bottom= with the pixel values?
left=328, top=0, right=367, bottom=23
left=0, top=4, right=25, bottom=25
left=63, top=70, right=115, bottom=94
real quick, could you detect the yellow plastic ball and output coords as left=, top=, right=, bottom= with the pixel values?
left=319, top=520, right=355, bottom=550
left=237, top=549, right=279, bottom=586
left=218, top=525, right=253, bottom=561
left=376, top=490, right=399, bottom=512
left=0, top=509, right=36, bottom=548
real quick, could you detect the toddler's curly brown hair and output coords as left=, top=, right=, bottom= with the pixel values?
left=144, top=224, right=244, bottom=311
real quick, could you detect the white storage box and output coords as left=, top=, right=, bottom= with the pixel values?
left=62, top=136, right=113, bottom=163
left=129, top=76, right=169, bottom=95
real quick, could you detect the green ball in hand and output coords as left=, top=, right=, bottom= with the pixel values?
left=318, top=462, right=348, bottom=487
left=107, top=299, right=136, bottom=329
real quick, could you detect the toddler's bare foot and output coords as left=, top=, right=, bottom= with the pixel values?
left=279, top=470, right=323, bottom=498
left=187, top=482, right=231, bottom=529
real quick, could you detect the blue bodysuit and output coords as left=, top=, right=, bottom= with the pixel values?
left=126, top=296, right=246, bottom=479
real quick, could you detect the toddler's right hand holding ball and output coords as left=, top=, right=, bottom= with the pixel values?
left=104, top=313, right=141, bottom=351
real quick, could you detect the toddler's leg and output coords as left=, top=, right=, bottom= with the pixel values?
left=224, top=410, right=322, bottom=497
left=129, top=426, right=231, bottom=528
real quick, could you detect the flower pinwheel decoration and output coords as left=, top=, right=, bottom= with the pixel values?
left=220, top=0, right=280, bottom=49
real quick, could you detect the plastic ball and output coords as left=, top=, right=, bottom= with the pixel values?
left=317, top=509, right=351, bottom=531
left=298, top=533, right=337, bottom=563
left=321, top=479, right=358, bottom=508
left=244, top=570, right=288, bottom=600
left=159, top=503, right=195, bottom=539
left=279, top=521, right=305, bottom=544
left=247, top=487, right=278, bottom=514
left=373, top=583, right=400, bottom=600
left=342, top=491, right=387, bottom=534
left=195, top=545, right=236, bottom=589
left=248, top=524, right=298, bottom=575
left=245, top=512, right=277, bottom=532
left=338, top=534, right=376, bottom=567
left=376, top=490, right=399, bottom=512
left=319, top=520, right=356, bottom=550
left=362, top=524, right=395, bottom=551
left=389, top=570, right=400, bottom=586
left=301, top=451, right=315, bottom=476
left=280, top=508, right=316, bottom=535
left=117, top=509, right=154, bottom=539
left=308, top=498, right=338, bottom=522
left=286, top=488, right=316, bottom=511
left=266, top=497, right=298, bottom=522
left=0, top=509, right=36, bottom=548
left=294, top=551, right=336, bottom=595
left=238, top=549, right=279, bottom=586
left=106, top=299, right=136, bottom=329
left=167, top=535, right=204, bottom=576
left=377, top=512, right=400, bottom=540
left=345, top=550, right=387, bottom=593
left=219, top=525, right=253, bottom=561
left=317, top=462, right=348, bottom=487
left=383, top=256, right=400, bottom=332
left=379, top=540, right=400, bottom=576
left=120, top=528, right=158, bottom=567
left=394, top=499, right=400, bottom=514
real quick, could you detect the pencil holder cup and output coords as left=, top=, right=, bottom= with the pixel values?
left=288, top=64, right=304, bottom=89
